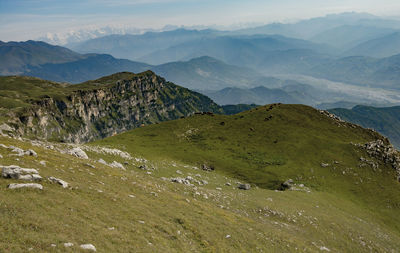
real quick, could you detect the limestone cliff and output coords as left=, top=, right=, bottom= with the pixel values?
left=2, top=71, right=222, bottom=143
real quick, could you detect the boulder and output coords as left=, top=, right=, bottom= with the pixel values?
left=110, top=161, right=125, bottom=170
left=0, top=123, right=14, bottom=132
left=68, top=147, right=88, bottom=159
left=26, top=149, right=38, bottom=157
left=11, top=147, right=25, bottom=156
left=48, top=177, right=69, bottom=188
left=1, top=165, right=40, bottom=180
left=280, top=179, right=294, bottom=190
left=238, top=183, right=251, bottom=190
left=8, top=183, right=43, bottom=190
left=98, top=158, right=107, bottom=165
left=201, top=164, right=215, bottom=171
left=19, top=174, right=42, bottom=181
left=80, top=244, right=96, bottom=251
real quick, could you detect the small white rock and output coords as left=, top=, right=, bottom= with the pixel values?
left=64, top=242, right=74, bottom=247
left=80, top=244, right=96, bottom=251
left=48, top=177, right=69, bottom=188
left=98, top=158, right=107, bottom=165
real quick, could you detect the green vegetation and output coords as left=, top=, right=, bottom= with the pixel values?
left=1, top=73, right=400, bottom=252
left=0, top=103, right=399, bottom=251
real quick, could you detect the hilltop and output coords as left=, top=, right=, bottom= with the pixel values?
left=0, top=103, right=399, bottom=251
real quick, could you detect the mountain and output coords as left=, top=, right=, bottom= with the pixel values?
left=329, top=105, right=400, bottom=148
left=0, top=40, right=83, bottom=75
left=307, top=54, right=400, bottom=89
left=310, top=25, right=397, bottom=51
left=151, top=56, right=262, bottom=90
left=69, top=29, right=219, bottom=60
left=0, top=41, right=263, bottom=89
left=203, top=86, right=303, bottom=105
left=0, top=72, right=222, bottom=143
left=138, top=34, right=333, bottom=66
left=234, top=12, right=400, bottom=39
left=25, top=54, right=151, bottom=83
left=345, top=32, right=400, bottom=58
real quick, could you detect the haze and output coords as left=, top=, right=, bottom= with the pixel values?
left=1, top=0, right=400, bottom=42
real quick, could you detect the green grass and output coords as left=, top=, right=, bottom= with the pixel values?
left=1, top=78, right=400, bottom=251
left=0, top=126, right=400, bottom=252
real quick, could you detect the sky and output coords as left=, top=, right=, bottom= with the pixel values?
left=1, top=0, right=400, bottom=42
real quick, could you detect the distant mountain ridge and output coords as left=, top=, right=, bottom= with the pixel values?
left=329, top=105, right=400, bottom=148
left=0, top=40, right=83, bottom=75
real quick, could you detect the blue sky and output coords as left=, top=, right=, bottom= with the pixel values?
left=1, top=0, right=400, bottom=42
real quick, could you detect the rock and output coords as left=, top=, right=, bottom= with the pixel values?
left=26, top=149, right=37, bottom=157
left=39, top=160, right=46, bottom=166
left=238, top=183, right=251, bottom=190
left=64, top=242, right=74, bottom=247
left=225, top=182, right=231, bottom=186
left=48, top=177, right=69, bottom=188
left=85, top=163, right=95, bottom=169
left=68, top=147, right=88, bottom=159
left=0, top=154, right=3, bottom=159
left=11, top=147, right=25, bottom=156
left=1, top=165, right=40, bottom=180
left=19, top=174, right=42, bottom=181
left=80, top=244, right=96, bottom=251
left=357, top=139, right=400, bottom=180
left=98, top=158, right=107, bottom=165
left=201, top=164, right=214, bottom=171
left=320, top=163, right=329, bottom=167
left=8, top=183, right=43, bottom=190
left=176, top=170, right=183, bottom=175
left=0, top=123, right=14, bottom=132
left=110, top=161, right=125, bottom=170
left=0, top=144, right=8, bottom=149
left=280, top=179, right=294, bottom=190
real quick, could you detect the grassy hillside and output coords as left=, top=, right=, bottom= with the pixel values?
left=329, top=105, right=400, bottom=148
left=1, top=103, right=400, bottom=251
left=93, top=104, right=400, bottom=238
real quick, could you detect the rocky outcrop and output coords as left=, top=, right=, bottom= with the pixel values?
left=357, top=139, right=400, bottom=181
left=1, top=165, right=42, bottom=181
left=68, top=147, right=88, bottom=159
left=6, top=71, right=222, bottom=143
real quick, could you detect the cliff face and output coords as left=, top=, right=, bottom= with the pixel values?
left=5, top=71, right=222, bottom=143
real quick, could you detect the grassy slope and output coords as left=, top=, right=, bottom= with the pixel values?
left=1, top=131, right=400, bottom=252
left=93, top=104, right=400, bottom=246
